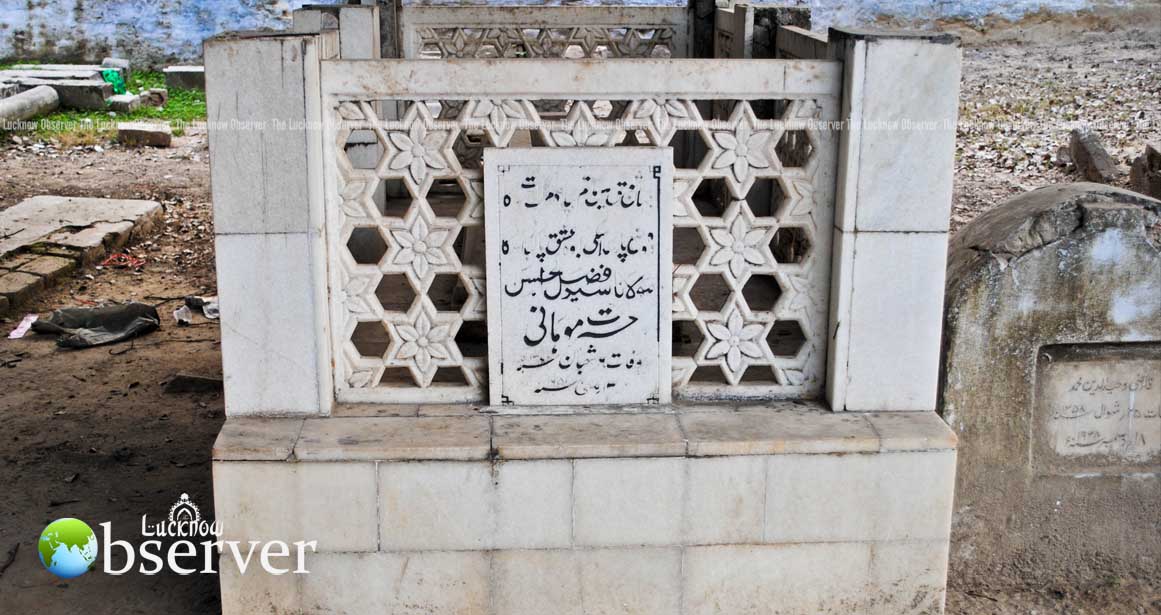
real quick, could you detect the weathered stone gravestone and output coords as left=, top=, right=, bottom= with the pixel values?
left=485, top=148, right=673, bottom=405
left=942, top=183, right=1161, bottom=584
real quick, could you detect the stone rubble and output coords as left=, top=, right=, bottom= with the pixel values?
left=1129, top=142, right=1161, bottom=199
left=106, top=93, right=141, bottom=113
left=143, top=88, right=169, bottom=107
left=163, top=66, right=205, bottom=91
left=1069, top=127, right=1120, bottom=183
left=117, top=122, right=173, bottom=148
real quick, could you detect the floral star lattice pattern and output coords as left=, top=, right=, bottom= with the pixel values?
left=416, top=26, right=676, bottom=59
left=330, top=96, right=831, bottom=403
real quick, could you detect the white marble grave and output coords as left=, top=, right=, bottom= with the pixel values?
left=484, top=148, right=673, bottom=406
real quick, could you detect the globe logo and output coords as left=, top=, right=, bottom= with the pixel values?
left=38, top=518, right=98, bottom=579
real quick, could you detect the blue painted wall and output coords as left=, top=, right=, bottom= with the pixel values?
left=0, top=0, right=1112, bottom=67
left=0, top=0, right=340, bottom=67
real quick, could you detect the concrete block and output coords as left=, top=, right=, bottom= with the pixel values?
left=11, top=78, right=113, bottom=110
left=101, top=57, right=131, bottom=81
left=833, top=231, right=948, bottom=411
left=494, top=548, right=681, bottom=615
left=301, top=552, right=491, bottom=615
left=573, top=457, right=684, bottom=547
left=213, top=461, right=378, bottom=551
left=106, top=93, right=141, bottom=113
left=117, top=121, right=172, bottom=147
left=378, top=461, right=493, bottom=550
left=494, top=460, right=573, bottom=549
left=295, top=416, right=490, bottom=461
left=17, top=255, right=75, bottom=281
left=493, top=413, right=685, bottom=459
left=164, top=65, right=205, bottom=90
left=765, top=450, right=956, bottom=543
left=214, top=233, right=329, bottom=416
left=684, top=456, right=766, bottom=545
left=0, top=271, right=43, bottom=305
left=682, top=543, right=872, bottom=614
left=0, top=68, right=102, bottom=81
left=212, top=418, right=304, bottom=461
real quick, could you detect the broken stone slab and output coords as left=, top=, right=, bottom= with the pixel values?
left=0, top=83, right=19, bottom=98
left=17, top=255, right=76, bottom=282
left=9, top=63, right=127, bottom=80
left=1069, top=128, right=1119, bottom=183
left=46, top=221, right=136, bottom=264
left=0, top=85, right=59, bottom=122
left=0, top=68, right=103, bottom=81
left=0, top=252, right=40, bottom=271
left=163, top=66, right=205, bottom=91
left=0, top=271, right=44, bottom=306
left=117, top=121, right=172, bottom=147
left=0, top=195, right=162, bottom=260
left=1129, top=142, right=1161, bottom=200
left=106, top=93, right=141, bottom=113
left=4, top=78, right=112, bottom=110
left=101, top=57, right=132, bottom=81
left=142, top=88, right=168, bottom=107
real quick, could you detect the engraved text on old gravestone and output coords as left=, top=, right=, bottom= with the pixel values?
left=485, top=148, right=673, bottom=406
left=1038, top=344, right=1160, bottom=465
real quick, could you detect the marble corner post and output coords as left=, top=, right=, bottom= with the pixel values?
left=825, top=28, right=962, bottom=411
left=204, top=31, right=339, bottom=417
left=292, top=4, right=380, bottom=61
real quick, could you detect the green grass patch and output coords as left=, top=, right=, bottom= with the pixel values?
left=3, top=70, right=206, bottom=144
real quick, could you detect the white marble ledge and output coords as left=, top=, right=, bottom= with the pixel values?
left=213, top=407, right=957, bottom=462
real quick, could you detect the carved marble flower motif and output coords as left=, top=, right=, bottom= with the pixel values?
left=395, top=310, right=454, bottom=375
left=387, top=121, right=451, bottom=185
left=710, top=114, right=774, bottom=184
left=705, top=307, right=765, bottom=375
left=390, top=216, right=452, bottom=280
left=708, top=205, right=773, bottom=280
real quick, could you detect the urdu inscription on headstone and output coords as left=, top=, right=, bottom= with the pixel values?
left=484, top=147, right=673, bottom=406
left=1037, top=343, right=1161, bottom=466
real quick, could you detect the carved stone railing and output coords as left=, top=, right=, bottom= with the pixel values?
left=204, top=23, right=960, bottom=416
left=321, top=59, right=841, bottom=403
left=395, top=4, right=691, bottom=59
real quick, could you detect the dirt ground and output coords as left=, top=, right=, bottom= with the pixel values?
left=1, top=19, right=1159, bottom=615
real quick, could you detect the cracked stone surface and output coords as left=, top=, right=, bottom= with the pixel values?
left=0, top=195, right=162, bottom=312
left=0, top=195, right=161, bottom=255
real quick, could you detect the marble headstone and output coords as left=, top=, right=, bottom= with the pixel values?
left=484, top=147, right=673, bottom=406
